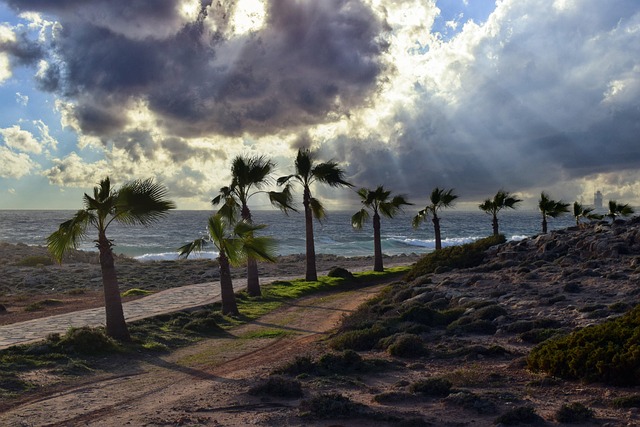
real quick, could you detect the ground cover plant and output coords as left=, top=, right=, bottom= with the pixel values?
left=528, top=304, right=640, bottom=385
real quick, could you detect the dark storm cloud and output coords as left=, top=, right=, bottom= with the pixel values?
left=0, top=30, right=43, bottom=65
left=7, top=0, right=386, bottom=142
left=330, top=0, right=640, bottom=202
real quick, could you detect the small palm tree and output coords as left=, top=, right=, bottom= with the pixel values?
left=352, top=186, right=412, bottom=272
left=278, top=149, right=352, bottom=281
left=412, top=187, right=458, bottom=250
left=572, top=202, right=603, bottom=226
left=538, top=192, right=570, bottom=233
left=606, top=200, right=634, bottom=223
left=479, top=190, right=522, bottom=236
left=47, top=177, right=175, bottom=340
left=178, top=214, right=276, bottom=316
left=212, top=155, right=295, bottom=296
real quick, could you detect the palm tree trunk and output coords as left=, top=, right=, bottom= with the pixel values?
left=432, top=215, right=442, bottom=251
left=241, top=204, right=261, bottom=296
left=492, top=213, right=499, bottom=236
left=218, top=251, right=239, bottom=316
left=542, top=216, right=548, bottom=233
left=97, top=232, right=130, bottom=341
left=303, top=187, right=318, bottom=281
left=373, top=212, right=383, bottom=272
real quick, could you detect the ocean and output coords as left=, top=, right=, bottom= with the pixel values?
left=0, top=210, right=577, bottom=261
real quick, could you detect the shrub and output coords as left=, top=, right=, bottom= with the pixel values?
left=327, top=267, right=355, bottom=281
left=379, top=333, right=428, bottom=358
left=519, top=328, right=561, bottom=344
left=447, top=318, right=496, bottom=335
left=53, top=327, right=121, bottom=355
left=528, top=304, right=640, bottom=385
left=300, top=392, right=368, bottom=419
left=555, top=402, right=594, bottom=423
left=444, top=391, right=497, bottom=414
left=248, top=375, right=303, bottom=398
left=373, top=391, right=415, bottom=404
left=15, top=255, right=54, bottom=266
left=611, top=394, right=640, bottom=408
left=330, top=325, right=391, bottom=351
left=405, top=235, right=506, bottom=281
left=409, top=377, right=452, bottom=397
left=182, top=317, right=222, bottom=334
left=494, top=406, right=540, bottom=425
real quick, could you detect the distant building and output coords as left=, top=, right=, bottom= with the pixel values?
left=594, top=190, right=603, bottom=209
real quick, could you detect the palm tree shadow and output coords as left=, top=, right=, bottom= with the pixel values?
left=143, top=355, right=239, bottom=384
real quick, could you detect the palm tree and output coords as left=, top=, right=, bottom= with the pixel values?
left=538, top=192, right=570, bottom=233
left=572, top=201, right=603, bottom=226
left=479, top=190, right=522, bottom=236
left=606, top=200, right=634, bottom=223
left=212, top=155, right=295, bottom=296
left=412, top=187, right=458, bottom=250
left=47, top=177, right=175, bottom=340
left=178, top=214, right=276, bottom=315
left=278, top=149, right=352, bottom=281
left=352, top=186, right=412, bottom=272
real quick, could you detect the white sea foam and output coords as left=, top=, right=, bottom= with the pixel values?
left=135, top=251, right=219, bottom=262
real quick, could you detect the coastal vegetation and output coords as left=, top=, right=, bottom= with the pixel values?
left=351, top=185, right=412, bottom=272
left=277, top=148, right=352, bottom=281
left=478, top=190, right=522, bottom=236
left=46, top=177, right=175, bottom=341
left=178, top=214, right=276, bottom=315
left=607, top=199, right=635, bottom=222
left=412, top=187, right=458, bottom=250
left=572, top=201, right=603, bottom=226
left=538, top=192, right=570, bottom=233
left=211, top=155, right=295, bottom=296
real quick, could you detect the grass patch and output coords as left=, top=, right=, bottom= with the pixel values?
left=239, top=328, right=293, bottom=339
left=24, top=299, right=64, bottom=312
left=121, top=288, right=153, bottom=297
left=14, top=255, right=54, bottom=267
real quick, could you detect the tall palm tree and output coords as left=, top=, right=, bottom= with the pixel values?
left=538, top=192, right=570, bottom=233
left=178, top=214, right=276, bottom=315
left=47, top=177, right=175, bottom=340
left=412, top=187, right=458, bottom=251
left=572, top=201, right=603, bottom=226
left=606, top=200, right=634, bottom=223
left=352, top=186, right=412, bottom=272
left=479, top=190, right=522, bottom=236
left=212, top=155, right=294, bottom=296
left=278, top=149, right=352, bottom=281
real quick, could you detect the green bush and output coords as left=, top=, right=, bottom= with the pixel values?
left=248, top=375, right=303, bottom=398
left=52, top=327, right=121, bottom=355
left=528, top=304, right=640, bottom=385
left=405, top=235, right=506, bottom=281
left=300, top=392, right=368, bottom=419
left=330, top=325, right=391, bottom=351
left=444, top=391, right=497, bottom=414
left=15, top=255, right=54, bottom=266
left=409, top=377, right=452, bottom=397
left=327, top=267, right=355, bottom=281
left=555, top=402, right=594, bottom=423
left=379, top=333, right=428, bottom=358
left=494, top=406, right=540, bottom=425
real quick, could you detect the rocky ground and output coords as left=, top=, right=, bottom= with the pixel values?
left=2, top=219, right=640, bottom=426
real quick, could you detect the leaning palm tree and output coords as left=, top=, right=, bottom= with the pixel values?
left=572, top=201, right=603, bottom=226
left=47, top=177, right=175, bottom=341
left=538, top=192, right=570, bottom=233
left=412, top=187, right=458, bottom=251
left=606, top=200, right=634, bottom=223
left=212, top=155, right=295, bottom=296
left=278, top=149, right=352, bottom=281
left=479, top=190, right=522, bottom=236
left=352, top=186, right=412, bottom=272
left=178, top=214, right=276, bottom=315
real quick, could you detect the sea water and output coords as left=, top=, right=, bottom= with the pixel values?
left=0, top=210, right=577, bottom=261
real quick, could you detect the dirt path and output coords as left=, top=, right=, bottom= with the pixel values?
left=0, top=283, right=387, bottom=427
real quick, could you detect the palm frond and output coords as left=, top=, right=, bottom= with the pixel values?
left=351, top=209, right=369, bottom=229
left=115, top=178, right=176, bottom=226
left=412, top=210, right=428, bottom=229
left=268, top=184, right=297, bottom=214
left=312, top=161, right=352, bottom=188
left=243, top=236, right=277, bottom=264
left=207, top=214, right=227, bottom=251
left=178, top=238, right=210, bottom=259
left=309, top=197, right=326, bottom=221
left=47, top=210, right=94, bottom=262
left=233, top=220, right=267, bottom=238
left=295, top=149, right=313, bottom=180
left=479, top=199, right=494, bottom=214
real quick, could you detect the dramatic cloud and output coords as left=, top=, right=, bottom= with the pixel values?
left=2, top=0, right=640, bottom=209
left=0, top=125, right=42, bottom=153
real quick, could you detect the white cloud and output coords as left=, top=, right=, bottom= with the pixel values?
left=33, top=120, right=58, bottom=150
left=8, top=188, right=16, bottom=194
left=0, top=125, right=42, bottom=154
left=0, top=146, right=36, bottom=178
left=15, top=92, right=29, bottom=106
left=0, top=53, right=11, bottom=83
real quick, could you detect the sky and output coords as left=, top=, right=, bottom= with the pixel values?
left=0, top=0, right=639, bottom=211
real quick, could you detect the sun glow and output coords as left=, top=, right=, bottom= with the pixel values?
left=231, top=0, right=266, bottom=35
